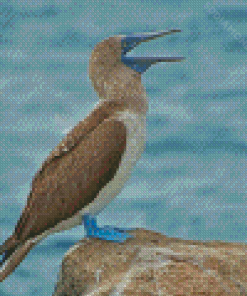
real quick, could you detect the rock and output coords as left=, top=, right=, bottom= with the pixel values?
left=53, top=229, right=246, bottom=295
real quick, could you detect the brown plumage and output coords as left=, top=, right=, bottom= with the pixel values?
left=0, top=103, right=128, bottom=281
left=0, top=30, right=184, bottom=281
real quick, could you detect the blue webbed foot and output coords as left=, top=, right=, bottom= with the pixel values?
left=83, top=214, right=134, bottom=243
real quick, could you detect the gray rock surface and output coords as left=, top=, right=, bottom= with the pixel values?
left=53, top=229, right=246, bottom=295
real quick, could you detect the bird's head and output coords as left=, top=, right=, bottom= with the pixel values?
left=89, top=30, right=185, bottom=105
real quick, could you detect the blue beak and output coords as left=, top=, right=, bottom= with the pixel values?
left=121, top=30, right=185, bottom=73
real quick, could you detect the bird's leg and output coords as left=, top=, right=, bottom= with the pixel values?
left=83, top=214, right=134, bottom=243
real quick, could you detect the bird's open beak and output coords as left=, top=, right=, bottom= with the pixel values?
left=121, top=30, right=185, bottom=73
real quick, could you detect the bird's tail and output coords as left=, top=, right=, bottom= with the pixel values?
left=0, top=235, right=37, bottom=282
left=0, top=234, right=17, bottom=262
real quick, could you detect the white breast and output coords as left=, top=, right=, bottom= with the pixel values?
left=80, top=110, right=146, bottom=216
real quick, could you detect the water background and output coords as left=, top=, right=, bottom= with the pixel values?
left=0, top=0, right=246, bottom=295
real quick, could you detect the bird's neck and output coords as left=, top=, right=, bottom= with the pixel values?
left=94, top=68, right=149, bottom=115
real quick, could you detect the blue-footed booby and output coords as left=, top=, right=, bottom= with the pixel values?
left=0, top=30, right=184, bottom=281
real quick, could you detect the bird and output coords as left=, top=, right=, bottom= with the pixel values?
left=0, top=30, right=185, bottom=281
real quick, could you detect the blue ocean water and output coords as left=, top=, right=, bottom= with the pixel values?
left=0, top=0, right=246, bottom=295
